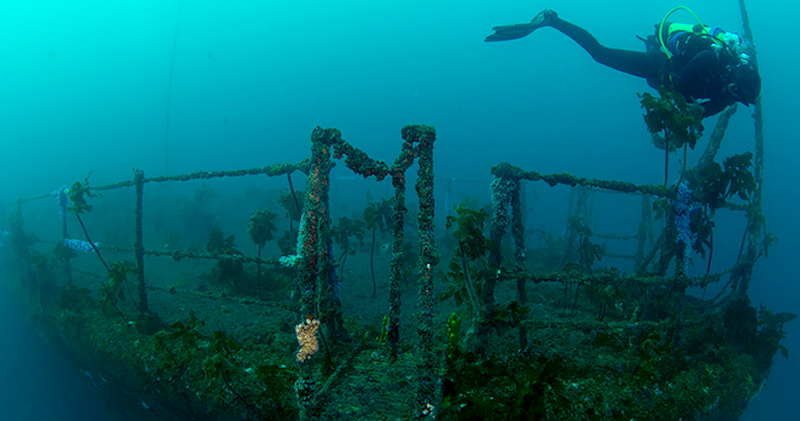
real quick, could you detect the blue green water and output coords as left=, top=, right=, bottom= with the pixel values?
left=0, top=1, right=796, bottom=419
left=0, top=287, right=126, bottom=420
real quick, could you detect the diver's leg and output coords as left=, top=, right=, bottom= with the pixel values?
left=547, top=13, right=656, bottom=79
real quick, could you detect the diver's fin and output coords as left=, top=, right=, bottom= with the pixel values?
left=485, top=22, right=539, bottom=42
left=484, top=9, right=556, bottom=42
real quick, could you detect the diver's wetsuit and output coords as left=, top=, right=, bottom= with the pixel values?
left=547, top=15, right=737, bottom=117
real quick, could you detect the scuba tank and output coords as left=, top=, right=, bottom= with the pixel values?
left=652, top=6, right=750, bottom=63
left=640, top=6, right=751, bottom=83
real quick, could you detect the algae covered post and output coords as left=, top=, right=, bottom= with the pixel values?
left=509, top=175, right=527, bottom=348
left=385, top=130, right=416, bottom=355
left=405, top=124, right=440, bottom=417
left=487, top=166, right=528, bottom=349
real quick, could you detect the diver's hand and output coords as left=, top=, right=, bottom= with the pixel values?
left=686, top=102, right=705, bottom=117
left=685, top=102, right=706, bottom=132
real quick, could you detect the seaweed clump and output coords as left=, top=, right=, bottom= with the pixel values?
left=247, top=207, right=278, bottom=292
left=640, top=86, right=704, bottom=186
left=207, top=226, right=243, bottom=287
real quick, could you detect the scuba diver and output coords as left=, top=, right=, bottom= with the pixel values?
left=485, top=8, right=761, bottom=117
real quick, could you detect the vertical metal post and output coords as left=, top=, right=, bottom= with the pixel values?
left=635, top=195, right=650, bottom=267
left=62, top=215, right=73, bottom=286
left=386, top=129, right=419, bottom=355
left=387, top=170, right=407, bottom=356
left=510, top=178, right=527, bottom=349
left=487, top=172, right=512, bottom=317
left=736, top=0, right=764, bottom=296
left=407, top=125, right=438, bottom=418
left=57, top=188, right=74, bottom=286
left=318, top=135, right=341, bottom=340
left=134, top=170, right=148, bottom=313
left=294, top=127, right=337, bottom=420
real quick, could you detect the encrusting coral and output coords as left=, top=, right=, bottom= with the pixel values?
left=295, top=317, right=320, bottom=362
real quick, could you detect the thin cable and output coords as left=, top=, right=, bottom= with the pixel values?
left=164, top=0, right=184, bottom=177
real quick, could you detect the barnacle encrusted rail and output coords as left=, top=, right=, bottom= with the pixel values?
left=491, top=161, right=672, bottom=197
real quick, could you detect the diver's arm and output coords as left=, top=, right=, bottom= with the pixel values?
left=698, top=98, right=728, bottom=117
left=676, top=51, right=733, bottom=117
left=674, top=50, right=718, bottom=94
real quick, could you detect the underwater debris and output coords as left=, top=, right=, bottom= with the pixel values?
left=1, top=111, right=789, bottom=420
left=50, top=185, right=68, bottom=222
left=62, top=238, right=98, bottom=253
